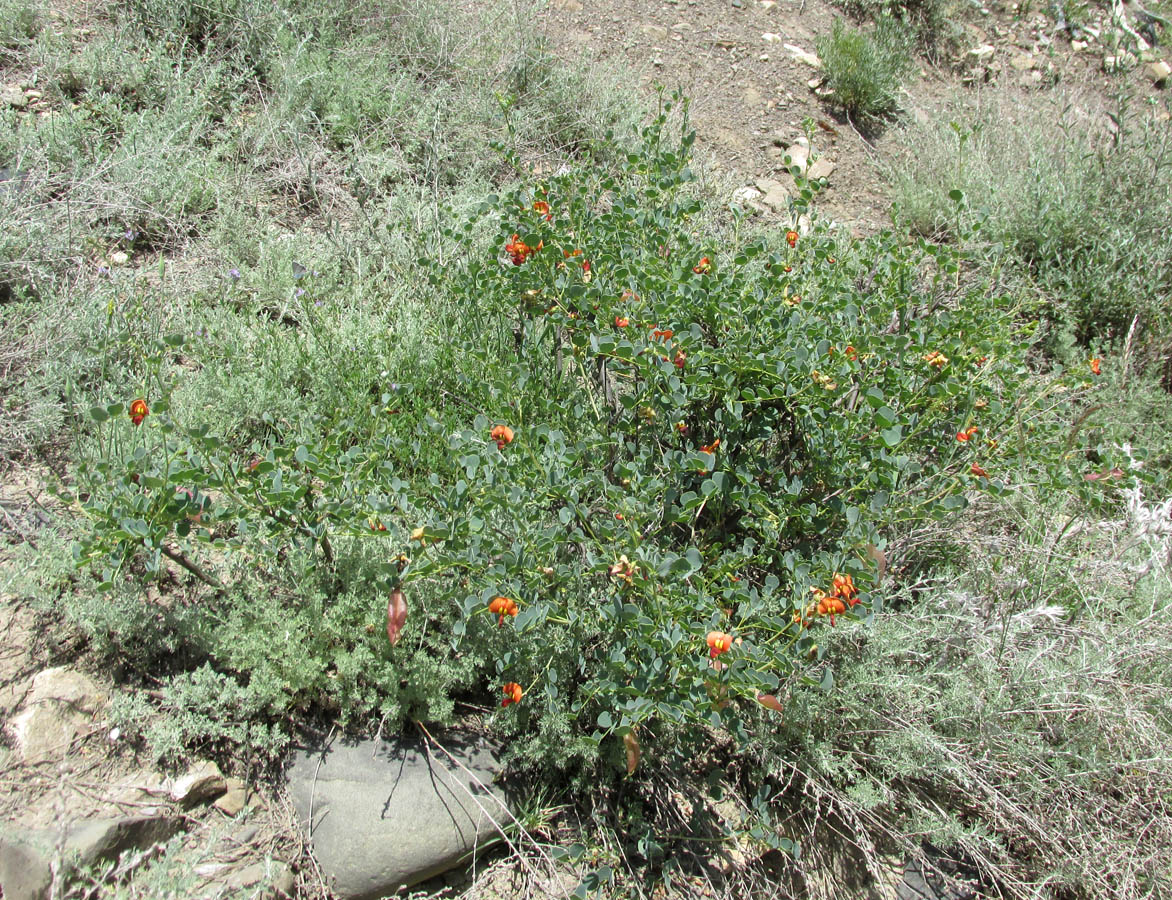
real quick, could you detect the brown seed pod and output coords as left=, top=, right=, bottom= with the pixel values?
left=387, top=588, right=408, bottom=647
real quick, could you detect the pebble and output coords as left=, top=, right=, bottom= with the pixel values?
left=1147, top=60, right=1171, bottom=83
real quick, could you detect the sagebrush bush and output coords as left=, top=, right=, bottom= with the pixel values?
left=816, top=17, right=912, bottom=121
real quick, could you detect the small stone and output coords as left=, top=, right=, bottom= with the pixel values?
left=762, top=32, right=782, bottom=43
left=807, top=76, right=823, bottom=89
left=759, top=0, right=776, bottom=6
left=108, top=251, right=129, bottom=266
left=170, top=760, right=226, bottom=805
left=732, top=186, right=763, bottom=206
left=1, top=84, right=26, bottom=108
left=807, top=157, right=835, bottom=180
left=968, top=44, right=996, bottom=62
left=1010, top=52, right=1035, bottom=70
left=1147, top=60, right=1171, bottom=83
left=732, top=0, right=743, bottom=8
left=759, top=53, right=769, bottom=61
left=761, top=185, right=792, bottom=213
left=214, top=784, right=248, bottom=816
left=754, top=176, right=784, bottom=194
left=784, top=44, right=821, bottom=68
left=1071, top=39, right=1088, bottom=51
left=784, top=142, right=810, bottom=169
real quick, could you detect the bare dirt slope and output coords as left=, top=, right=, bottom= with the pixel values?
left=534, top=0, right=1171, bottom=234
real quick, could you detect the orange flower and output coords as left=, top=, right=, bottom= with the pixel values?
left=505, top=234, right=539, bottom=266
left=501, top=682, right=523, bottom=707
left=608, top=554, right=637, bottom=584
left=706, top=631, right=733, bottom=659
left=844, top=345, right=857, bottom=361
left=923, top=350, right=949, bottom=369
left=1089, top=357, right=1101, bottom=375
left=129, top=398, right=149, bottom=426
left=651, top=327, right=674, bottom=342
left=700, top=439, right=720, bottom=454
left=533, top=200, right=551, bottom=221
left=614, top=316, right=629, bottom=328
left=673, top=350, right=686, bottom=369
left=490, top=424, right=515, bottom=449
left=956, top=425, right=978, bottom=442
left=488, top=595, right=519, bottom=626
left=692, top=257, right=711, bottom=274
left=970, top=462, right=988, bottom=478
left=676, top=421, right=689, bottom=436
left=785, top=230, right=799, bottom=247
left=369, top=519, right=387, bottom=532
left=831, top=573, right=858, bottom=606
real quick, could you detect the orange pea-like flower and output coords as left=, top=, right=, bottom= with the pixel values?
left=831, top=573, right=858, bottom=606
left=505, top=234, right=539, bottom=266
left=490, top=424, right=515, bottom=449
left=956, top=425, right=978, bottom=442
left=700, top=439, right=720, bottom=454
left=692, top=257, right=711, bottom=274
left=652, top=327, right=674, bottom=342
left=501, top=682, right=523, bottom=707
left=844, top=345, right=857, bottom=361
left=923, top=350, right=949, bottom=369
left=614, top=316, right=629, bottom=328
left=676, top=421, right=689, bottom=436
left=785, top=230, right=799, bottom=248
left=674, top=350, right=686, bottom=369
left=488, top=595, right=519, bottom=626
left=129, top=398, right=149, bottom=426
left=533, top=200, right=551, bottom=221
left=706, top=631, right=733, bottom=659
left=1089, top=357, right=1101, bottom=375
left=971, top=462, right=988, bottom=478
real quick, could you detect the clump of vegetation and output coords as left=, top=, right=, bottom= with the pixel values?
left=816, top=17, right=912, bottom=122
left=887, top=88, right=1172, bottom=356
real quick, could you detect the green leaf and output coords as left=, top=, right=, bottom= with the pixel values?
left=596, top=711, right=613, bottom=730
left=89, top=406, right=109, bottom=423
left=880, top=426, right=903, bottom=448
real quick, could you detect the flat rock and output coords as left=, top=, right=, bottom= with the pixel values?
left=0, top=815, right=179, bottom=900
left=6, top=666, right=107, bottom=762
left=288, top=732, right=511, bottom=899
left=214, top=777, right=249, bottom=816
left=1009, top=52, right=1035, bottom=71
left=171, top=759, right=226, bottom=805
left=1, top=84, right=25, bottom=108
left=783, top=44, right=821, bottom=68
left=807, top=157, right=835, bottom=180
left=1147, top=60, right=1171, bottom=83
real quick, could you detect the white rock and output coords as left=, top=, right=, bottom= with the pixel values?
left=109, top=251, right=129, bottom=266
left=171, top=760, right=227, bottom=805
left=1147, top=60, right=1171, bottom=83
left=784, top=44, right=821, bottom=67
left=1010, top=52, right=1036, bottom=70
left=761, top=185, right=792, bottom=213
left=807, top=157, right=835, bottom=180
left=732, top=186, right=763, bottom=205
left=1071, top=39, right=1088, bottom=51
left=762, top=32, right=782, bottom=43
left=6, top=667, right=107, bottom=763
left=759, top=0, right=776, bottom=8
left=807, top=76, right=823, bottom=89
left=784, top=143, right=810, bottom=169
left=968, top=44, right=996, bottom=61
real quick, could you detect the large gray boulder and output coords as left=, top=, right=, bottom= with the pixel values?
left=287, top=731, right=511, bottom=899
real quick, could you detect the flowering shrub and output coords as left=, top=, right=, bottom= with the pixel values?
left=66, top=98, right=1119, bottom=803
